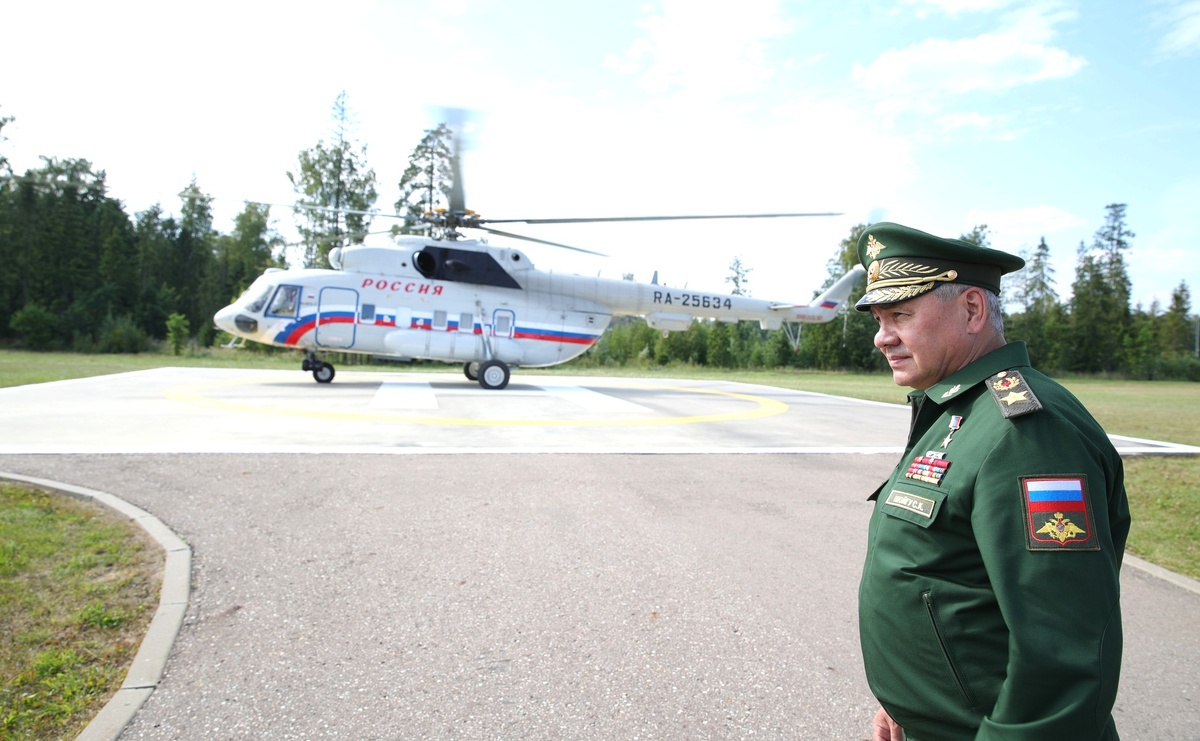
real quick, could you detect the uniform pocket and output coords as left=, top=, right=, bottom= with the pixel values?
left=922, top=589, right=980, bottom=712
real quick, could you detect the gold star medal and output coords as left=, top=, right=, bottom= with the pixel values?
left=940, top=415, right=963, bottom=448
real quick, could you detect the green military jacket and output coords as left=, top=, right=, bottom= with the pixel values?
left=859, top=342, right=1129, bottom=740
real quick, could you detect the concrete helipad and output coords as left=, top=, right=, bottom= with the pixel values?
left=1, top=368, right=1197, bottom=740
left=0, top=367, right=918, bottom=455
left=2, top=367, right=1195, bottom=456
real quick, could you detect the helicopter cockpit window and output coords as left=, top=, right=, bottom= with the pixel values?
left=266, top=285, right=301, bottom=317
left=244, top=285, right=273, bottom=314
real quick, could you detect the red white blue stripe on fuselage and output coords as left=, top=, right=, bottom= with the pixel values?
left=271, top=312, right=600, bottom=347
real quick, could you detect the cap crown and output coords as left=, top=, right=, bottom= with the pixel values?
left=855, top=222, right=1025, bottom=310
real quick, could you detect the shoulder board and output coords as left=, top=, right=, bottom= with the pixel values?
left=987, top=369, right=1043, bottom=419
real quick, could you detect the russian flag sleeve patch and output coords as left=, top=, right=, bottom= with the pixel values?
left=1021, top=476, right=1100, bottom=551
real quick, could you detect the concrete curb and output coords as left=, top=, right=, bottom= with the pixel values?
left=1124, top=553, right=1200, bottom=596
left=0, top=471, right=191, bottom=741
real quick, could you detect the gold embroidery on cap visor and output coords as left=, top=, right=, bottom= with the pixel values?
left=859, top=259, right=960, bottom=306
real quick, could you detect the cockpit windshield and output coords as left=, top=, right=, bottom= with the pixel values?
left=243, top=284, right=274, bottom=314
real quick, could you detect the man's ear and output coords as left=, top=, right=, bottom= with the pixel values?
left=962, top=286, right=989, bottom=334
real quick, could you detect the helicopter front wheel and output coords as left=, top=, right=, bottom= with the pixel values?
left=463, top=361, right=480, bottom=381
left=303, top=350, right=335, bottom=383
left=477, top=359, right=510, bottom=390
left=312, top=362, right=335, bottom=384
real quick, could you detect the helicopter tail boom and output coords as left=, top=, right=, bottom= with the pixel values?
left=767, top=265, right=865, bottom=322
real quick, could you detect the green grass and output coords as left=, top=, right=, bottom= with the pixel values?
left=1122, top=457, right=1200, bottom=578
left=0, top=347, right=302, bottom=387
left=0, top=483, right=161, bottom=739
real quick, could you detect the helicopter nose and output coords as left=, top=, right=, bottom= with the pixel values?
left=213, top=304, right=256, bottom=335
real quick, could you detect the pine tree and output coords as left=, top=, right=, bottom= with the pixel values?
left=1007, top=237, right=1060, bottom=367
left=1159, top=282, right=1194, bottom=356
left=394, top=123, right=455, bottom=238
left=288, top=91, right=379, bottom=267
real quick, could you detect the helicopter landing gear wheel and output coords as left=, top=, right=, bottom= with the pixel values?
left=477, top=359, right=510, bottom=390
left=312, top=362, right=335, bottom=384
left=463, top=361, right=480, bottom=381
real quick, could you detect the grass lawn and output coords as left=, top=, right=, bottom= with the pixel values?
left=0, top=483, right=161, bottom=739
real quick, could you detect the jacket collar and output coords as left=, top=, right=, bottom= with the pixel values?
left=923, top=341, right=1031, bottom=404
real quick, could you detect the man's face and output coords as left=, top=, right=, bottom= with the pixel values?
left=869, top=290, right=970, bottom=390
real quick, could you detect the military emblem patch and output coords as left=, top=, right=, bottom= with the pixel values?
left=1021, top=476, right=1099, bottom=551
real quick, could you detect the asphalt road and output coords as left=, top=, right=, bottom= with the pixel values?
left=1, top=369, right=1196, bottom=739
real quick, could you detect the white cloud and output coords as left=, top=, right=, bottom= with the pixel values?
left=853, top=32, right=1083, bottom=95
left=853, top=0, right=1084, bottom=127
left=1125, top=176, right=1200, bottom=306
left=903, top=0, right=1019, bottom=15
left=963, top=204, right=1088, bottom=252
left=936, top=111, right=1017, bottom=139
left=608, top=0, right=793, bottom=98
left=1154, top=0, right=1200, bottom=58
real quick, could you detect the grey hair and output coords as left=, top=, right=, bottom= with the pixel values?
left=933, top=283, right=1005, bottom=337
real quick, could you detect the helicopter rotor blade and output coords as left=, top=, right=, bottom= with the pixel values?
left=480, top=211, right=842, bottom=225
left=448, top=147, right=466, bottom=215
left=443, top=108, right=468, bottom=216
left=477, top=226, right=608, bottom=256
left=247, top=201, right=387, bottom=219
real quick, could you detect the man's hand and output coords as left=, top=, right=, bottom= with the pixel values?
left=871, top=706, right=904, bottom=741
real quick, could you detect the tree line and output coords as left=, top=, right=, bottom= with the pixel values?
left=1, top=98, right=1196, bottom=380
left=582, top=205, right=1197, bottom=381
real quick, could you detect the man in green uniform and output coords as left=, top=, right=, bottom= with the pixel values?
left=854, top=223, right=1129, bottom=741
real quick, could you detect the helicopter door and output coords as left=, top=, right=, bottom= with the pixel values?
left=316, top=287, right=357, bottom=348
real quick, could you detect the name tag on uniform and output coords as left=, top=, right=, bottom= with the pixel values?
left=884, top=490, right=936, bottom=518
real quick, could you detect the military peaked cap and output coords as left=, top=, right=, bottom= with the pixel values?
left=854, top=222, right=1025, bottom=310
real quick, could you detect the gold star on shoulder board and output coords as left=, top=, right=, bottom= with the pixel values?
left=866, top=235, right=886, bottom=259
left=1000, top=390, right=1029, bottom=406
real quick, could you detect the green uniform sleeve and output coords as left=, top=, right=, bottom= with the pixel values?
left=969, top=414, right=1123, bottom=740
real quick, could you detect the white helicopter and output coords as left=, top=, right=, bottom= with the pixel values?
left=213, top=136, right=865, bottom=390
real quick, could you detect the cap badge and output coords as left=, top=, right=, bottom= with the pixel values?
left=866, top=234, right=886, bottom=259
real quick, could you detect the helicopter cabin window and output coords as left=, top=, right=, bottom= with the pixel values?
left=433, top=310, right=448, bottom=330
left=458, top=312, right=474, bottom=333
left=494, top=312, right=512, bottom=335
left=266, top=285, right=300, bottom=317
left=360, top=303, right=376, bottom=323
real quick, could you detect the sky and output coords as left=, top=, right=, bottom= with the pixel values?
left=3, top=0, right=1199, bottom=310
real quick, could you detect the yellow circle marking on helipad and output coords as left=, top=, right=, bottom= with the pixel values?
left=163, top=376, right=788, bottom=427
